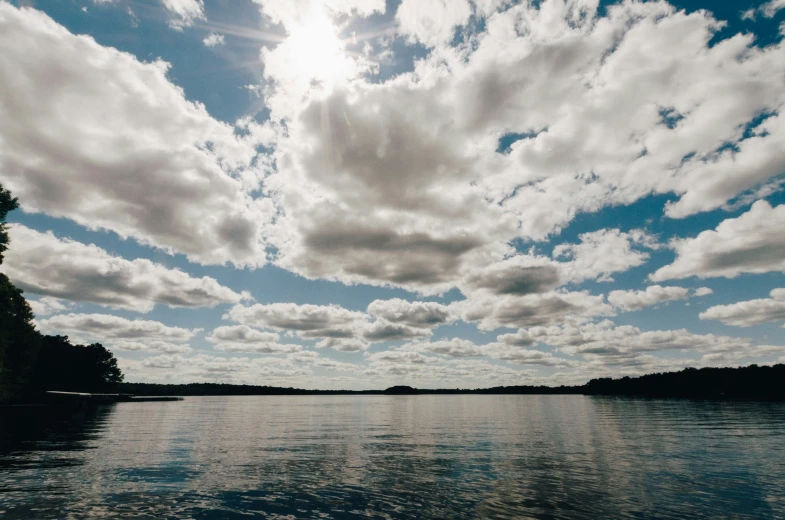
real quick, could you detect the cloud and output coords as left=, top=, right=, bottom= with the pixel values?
left=253, top=0, right=384, bottom=29
left=460, top=255, right=563, bottom=295
left=258, top=1, right=785, bottom=293
left=694, top=287, right=714, bottom=297
left=206, top=324, right=302, bottom=353
left=700, top=289, right=785, bottom=327
left=226, top=302, right=368, bottom=335
left=207, top=325, right=280, bottom=344
left=482, top=344, right=576, bottom=367
left=651, top=201, right=785, bottom=281
left=4, top=225, right=248, bottom=313
left=455, top=290, right=613, bottom=330
left=0, top=4, right=271, bottom=267
left=744, top=0, right=785, bottom=20
left=161, top=0, right=205, bottom=30
left=608, top=285, right=689, bottom=312
left=366, top=298, right=455, bottom=328
left=37, top=313, right=198, bottom=343
left=399, top=338, right=484, bottom=358
left=396, top=0, right=472, bottom=47
left=27, top=297, right=72, bottom=317
left=202, top=33, right=224, bottom=47
left=554, top=229, right=657, bottom=283
left=361, top=321, right=432, bottom=342
left=506, top=320, right=781, bottom=365
left=112, top=340, right=192, bottom=354
left=314, top=338, right=369, bottom=352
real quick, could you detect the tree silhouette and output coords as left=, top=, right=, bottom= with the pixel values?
left=0, top=183, right=123, bottom=402
left=34, top=336, right=123, bottom=393
left=0, top=183, right=18, bottom=264
left=0, top=183, right=41, bottom=401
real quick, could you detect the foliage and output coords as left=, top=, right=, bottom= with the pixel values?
left=0, top=273, right=41, bottom=401
left=0, top=183, right=123, bottom=402
left=0, top=184, right=19, bottom=264
left=33, top=336, right=123, bottom=393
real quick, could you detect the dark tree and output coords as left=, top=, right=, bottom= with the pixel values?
left=0, top=183, right=123, bottom=402
left=0, top=273, right=41, bottom=401
left=0, top=184, right=41, bottom=401
left=34, top=336, right=124, bottom=393
left=0, top=183, right=19, bottom=264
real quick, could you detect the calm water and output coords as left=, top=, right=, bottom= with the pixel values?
left=2, top=396, right=785, bottom=519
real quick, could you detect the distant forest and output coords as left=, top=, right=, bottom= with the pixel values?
left=1, top=182, right=784, bottom=403
left=119, top=364, right=785, bottom=400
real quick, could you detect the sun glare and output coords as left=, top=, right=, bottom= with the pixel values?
left=284, top=8, right=349, bottom=87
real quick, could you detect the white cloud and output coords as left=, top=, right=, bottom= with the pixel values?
left=554, top=229, right=657, bottom=283
left=253, top=0, right=384, bottom=29
left=694, top=287, right=714, bottom=297
left=455, top=290, right=613, bottom=330
left=608, top=285, right=689, bottom=312
left=700, top=288, right=785, bottom=327
left=202, top=32, right=224, bottom=47
left=226, top=302, right=368, bottom=335
left=506, top=320, right=781, bottom=365
left=161, top=0, right=205, bottom=30
left=206, top=324, right=302, bottom=353
left=482, top=344, right=576, bottom=367
left=113, top=340, right=193, bottom=354
left=315, top=338, right=369, bottom=352
left=27, top=297, right=72, bottom=317
left=37, top=313, right=198, bottom=343
left=399, top=338, right=484, bottom=358
left=207, top=325, right=280, bottom=344
left=460, top=254, right=563, bottom=295
left=396, top=0, right=472, bottom=47
left=651, top=201, right=785, bottom=281
left=4, top=225, right=248, bottom=313
left=0, top=5, right=271, bottom=267
left=366, top=298, right=455, bottom=328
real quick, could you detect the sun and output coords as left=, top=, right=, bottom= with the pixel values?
left=283, top=7, right=350, bottom=88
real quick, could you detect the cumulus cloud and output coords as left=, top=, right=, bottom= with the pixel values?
left=554, top=229, right=657, bottom=283
left=504, top=320, right=783, bottom=366
left=202, top=32, right=224, bottom=47
left=399, top=338, right=483, bottom=358
left=460, top=255, right=563, bottom=295
left=695, top=287, right=714, bottom=297
left=112, top=340, right=193, bottom=354
left=455, top=290, right=613, bottom=330
left=366, top=298, right=455, bottom=328
left=27, top=297, right=72, bottom=317
left=396, top=0, right=472, bottom=47
left=161, top=0, right=205, bottom=30
left=651, top=201, right=785, bottom=281
left=256, top=0, right=785, bottom=293
left=482, top=344, right=576, bottom=367
left=226, top=302, right=368, bottom=335
left=37, top=313, right=198, bottom=343
left=4, top=225, right=248, bottom=313
left=0, top=4, right=271, bottom=267
left=700, top=289, right=785, bottom=327
left=253, top=0, right=384, bottom=29
left=608, top=285, right=689, bottom=312
left=206, top=324, right=302, bottom=353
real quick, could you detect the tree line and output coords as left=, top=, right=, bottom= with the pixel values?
left=0, top=184, right=123, bottom=403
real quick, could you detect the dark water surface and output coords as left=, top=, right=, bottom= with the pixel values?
left=2, top=395, right=785, bottom=519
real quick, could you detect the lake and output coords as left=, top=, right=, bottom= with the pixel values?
left=2, top=395, right=785, bottom=519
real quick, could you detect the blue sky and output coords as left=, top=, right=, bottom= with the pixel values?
left=2, top=0, right=785, bottom=388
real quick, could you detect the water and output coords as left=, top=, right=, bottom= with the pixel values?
left=1, top=395, right=785, bottom=519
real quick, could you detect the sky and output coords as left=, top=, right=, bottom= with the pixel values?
left=1, top=0, right=785, bottom=389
